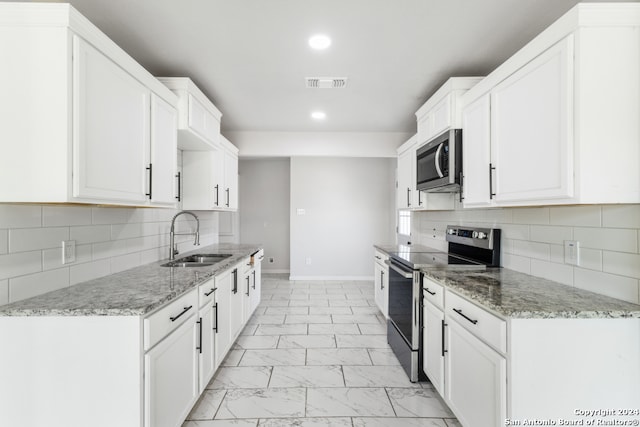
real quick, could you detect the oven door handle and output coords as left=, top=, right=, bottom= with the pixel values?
left=385, top=260, right=414, bottom=279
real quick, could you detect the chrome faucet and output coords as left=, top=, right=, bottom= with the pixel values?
left=169, top=211, right=200, bottom=260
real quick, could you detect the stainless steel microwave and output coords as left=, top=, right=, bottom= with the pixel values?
left=416, top=129, right=462, bottom=192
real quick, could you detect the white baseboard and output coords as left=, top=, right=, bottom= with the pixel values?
left=263, top=269, right=290, bottom=274
left=288, top=276, right=374, bottom=281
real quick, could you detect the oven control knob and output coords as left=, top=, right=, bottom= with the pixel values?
left=447, top=229, right=456, bottom=235
left=477, top=232, right=487, bottom=239
left=472, top=231, right=479, bottom=238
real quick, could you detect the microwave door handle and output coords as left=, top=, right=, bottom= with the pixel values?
left=434, top=143, right=444, bottom=178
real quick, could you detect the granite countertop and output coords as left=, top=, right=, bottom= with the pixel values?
left=374, top=243, right=443, bottom=254
left=422, top=268, right=640, bottom=319
left=0, top=243, right=262, bottom=317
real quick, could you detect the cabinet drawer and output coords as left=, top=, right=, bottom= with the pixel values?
left=144, top=289, right=198, bottom=351
left=374, top=249, right=389, bottom=263
left=198, top=279, right=217, bottom=309
left=422, top=276, right=444, bottom=309
left=445, top=290, right=506, bottom=353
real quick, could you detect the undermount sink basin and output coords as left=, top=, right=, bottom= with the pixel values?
left=161, top=253, right=232, bottom=268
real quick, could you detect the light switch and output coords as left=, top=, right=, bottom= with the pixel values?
left=564, top=240, right=580, bottom=266
left=62, top=240, right=76, bottom=264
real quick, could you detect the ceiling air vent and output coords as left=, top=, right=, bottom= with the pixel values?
left=305, top=77, right=348, bottom=89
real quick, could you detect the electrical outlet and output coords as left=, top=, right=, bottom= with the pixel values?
left=564, top=240, right=580, bottom=266
left=62, top=240, right=76, bottom=264
left=269, top=257, right=274, bottom=263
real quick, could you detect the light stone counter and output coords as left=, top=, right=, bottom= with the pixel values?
left=0, top=243, right=261, bottom=317
left=422, top=268, right=640, bottom=319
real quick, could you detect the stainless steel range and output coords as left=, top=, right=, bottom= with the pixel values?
left=386, top=225, right=501, bottom=382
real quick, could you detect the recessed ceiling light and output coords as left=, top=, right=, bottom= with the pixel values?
left=311, top=111, right=326, bottom=120
left=308, top=34, right=331, bottom=50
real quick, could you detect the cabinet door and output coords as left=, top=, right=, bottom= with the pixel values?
left=182, top=150, right=216, bottom=209
left=397, top=149, right=413, bottom=209
left=250, top=254, right=262, bottom=313
left=73, top=35, right=150, bottom=203
left=374, top=261, right=388, bottom=318
left=144, top=315, right=198, bottom=427
left=462, top=93, right=492, bottom=207
left=214, top=269, right=232, bottom=367
left=224, top=149, right=238, bottom=210
left=187, top=94, right=208, bottom=142
left=242, top=268, right=253, bottom=322
left=445, top=318, right=506, bottom=427
left=430, top=96, right=451, bottom=139
left=229, top=268, right=244, bottom=340
left=150, top=94, right=178, bottom=205
left=198, top=303, right=216, bottom=392
left=423, top=299, right=444, bottom=395
left=491, top=36, right=574, bottom=203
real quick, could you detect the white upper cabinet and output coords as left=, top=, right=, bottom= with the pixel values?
left=462, top=4, right=640, bottom=207
left=0, top=3, right=178, bottom=207
left=158, top=77, right=222, bottom=150
left=150, top=94, right=179, bottom=205
left=181, top=135, right=239, bottom=211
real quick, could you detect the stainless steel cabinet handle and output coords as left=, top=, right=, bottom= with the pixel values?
left=214, top=184, right=219, bottom=206
left=489, top=163, right=496, bottom=199
left=424, top=288, right=436, bottom=296
left=204, top=287, right=217, bottom=297
left=146, top=163, right=153, bottom=199
left=196, top=317, right=202, bottom=354
left=213, top=302, right=218, bottom=333
left=175, top=172, right=181, bottom=201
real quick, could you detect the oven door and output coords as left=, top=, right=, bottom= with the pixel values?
left=387, top=259, right=420, bottom=349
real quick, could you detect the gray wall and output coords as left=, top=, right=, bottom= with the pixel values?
left=290, top=157, right=396, bottom=279
left=238, top=158, right=291, bottom=273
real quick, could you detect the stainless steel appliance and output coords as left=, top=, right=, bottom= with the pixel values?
left=416, top=129, right=462, bottom=192
left=386, top=225, right=501, bottom=382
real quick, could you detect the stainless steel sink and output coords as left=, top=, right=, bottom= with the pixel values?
left=161, top=253, right=232, bottom=267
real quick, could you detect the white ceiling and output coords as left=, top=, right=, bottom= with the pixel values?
left=21, top=0, right=633, bottom=133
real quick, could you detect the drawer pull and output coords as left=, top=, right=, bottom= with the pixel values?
left=170, top=305, right=193, bottom=322
left=204, top=287, right=217, bottom=297
left=453, top=308, right=478, bottom=325
left=424, top=288, right=436, bottom=296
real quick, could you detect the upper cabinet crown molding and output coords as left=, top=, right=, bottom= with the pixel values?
left=158, top=77, right=223, bottom=150
left=0, top=3, right=179, bottom=206
left=461, top=3, right=640, bottom=207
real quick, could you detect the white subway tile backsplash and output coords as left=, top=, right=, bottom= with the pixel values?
left=413, top=204, right=640, bottom=304
left=512, top=241, right=550, bottom=261
left=0, top=251, right=42, bottom=280
left=0, top=203, right=220, bottom=306
left=70, top=225, right=111, bottom=245
left=9, top=227, right=69, bottom=253
left=0, top=205, right=41, bottom=228
left=110, top=252, right=142, bottom=274
left=91, top=207, right=131, bottom=225
left=111, top=223, right=143, bottom=240
left=530, top=259, right=573, bottom=285
left=9, top=268, right=69, bottom=303
left=512, top=207, right=550, bottom=225
left=574, top=227, right=638, bottom=253
left=92, top=240, right=129, bottom=260
left=573, top=268, right=639, bottom=304
left=549, top=205, right=601, bottom=227
left=602, top=251, right=640, bottom=279
left=502, top=253, right=531, bottom=274
left=577, top=247, right=602, bottom=271
left=0, top=280, right=8, bottom=305
left=42, top=206, right=92, bottom=227
left=69, top=259, right=111, bottom=285
left=602, top=205, right=640, bottom=229
left=530, top=225, right=573, bottom=245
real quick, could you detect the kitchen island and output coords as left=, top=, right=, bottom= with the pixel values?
left=0, top=243, right=263, bottom=427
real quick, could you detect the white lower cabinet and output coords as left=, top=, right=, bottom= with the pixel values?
left=373, top=249, right=389, bottom=318
left=229, top=266, right=245, bottom=340
left=422, top=298, right=444, bottom=395
left=250, top=250, right=264, bottom=314
left=144, top=315, right=199, bottom=427
left=444, top=317, right=506, bottom=427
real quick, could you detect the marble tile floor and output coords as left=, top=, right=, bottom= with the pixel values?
left=182, top=274, right=460, bottom=427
